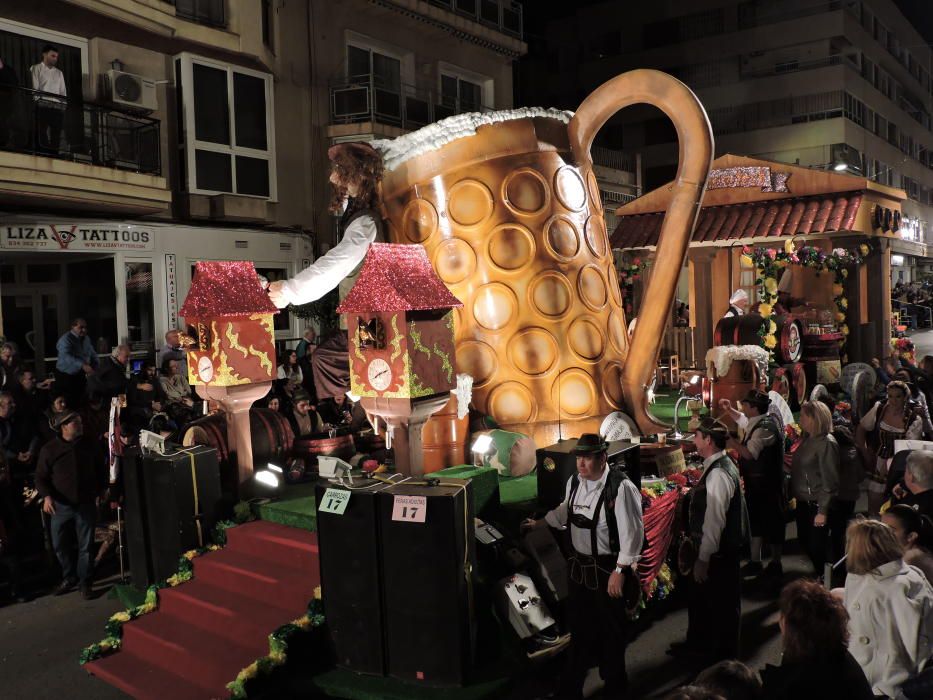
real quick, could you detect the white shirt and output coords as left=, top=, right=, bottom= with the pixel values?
left=30, top=62, right=66, bottom=97
left=544, top=467, right=644, bottom=566
left=845, top=559, right=933, bottom=698
left=698, top=450, right=737, bottom=562
left=277, top=214, right=378, bottom=308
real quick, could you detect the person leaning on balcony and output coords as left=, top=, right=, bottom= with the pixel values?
left=29, top=44, right=66, bottom=155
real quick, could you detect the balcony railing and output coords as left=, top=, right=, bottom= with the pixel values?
left=0, top=85, right=161, bottom=175
left=592, top=146, right=637, bottom=173
left=330, top=74, right=492, bottom=131
left=164, top=0, right=226, bottom=28
left=427, top=0, right=523, bottom=39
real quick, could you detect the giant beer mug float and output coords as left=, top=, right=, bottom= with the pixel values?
left=378, top=70, right=713, bottom=442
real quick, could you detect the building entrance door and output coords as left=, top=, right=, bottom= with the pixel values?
left=0, top=255, right=116, bottom=378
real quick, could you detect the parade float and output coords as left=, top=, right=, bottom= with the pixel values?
left=84, top=69, right=716, bottom=700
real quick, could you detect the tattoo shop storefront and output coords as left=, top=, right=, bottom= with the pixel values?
left=0, top=216, right=312, bottom=377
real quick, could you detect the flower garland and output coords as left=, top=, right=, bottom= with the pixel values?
left=79, top=519, right=239, bottom=665
left=891, top=337, right=916, bottom=365
left=615, top=254, right=652, bottom=317
left=226, top=592, right=325, bottom=700
left=741, top=241, right=871, bottom=360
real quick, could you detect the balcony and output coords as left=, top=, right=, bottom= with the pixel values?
left=0, top=86, right=169, bottom=215
left=163, top=0, right=226, bottom=28
left=329, top=75, right=492, bottom=135
left=426, top=0, right=523, bottom=39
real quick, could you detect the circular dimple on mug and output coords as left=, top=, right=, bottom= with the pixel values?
left=529, top=272, right=573, bottom=319
left=400, top=198, right=439, bottom=243
left=487, top=381, right=537, bottom=425
left=608, top=309, right=629, bottom=354
left=578, top=265, right=608, bottom=311
left=503, top=168, right=549, bottom=215
left=552, top=369, right=598, bottom=418
left=472, top=283, right=517, bottom=331
left=607, top=264, right=622, bottom=306
left=456, top=340, right=498, bottom=387
left=544, top=215, right=580, bottom=261
left=447, top=179, right=494, bottom=227
left=508, top=327, right=559, bottom=376
left=554, top=167, right=587, bottom=212
left=602, top=361, right=625, bottom=409
left=487, top=224, right=536, bottom=272
left=586, top=170, right=601, bottom=208
left=584, top=215, right=609, bottom=258
left=433, top=238, right=476, bottom=285
left=568, top=317, right=605, bottom=362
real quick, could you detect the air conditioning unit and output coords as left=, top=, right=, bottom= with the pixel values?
left=104, top=69, right=157, bottom=112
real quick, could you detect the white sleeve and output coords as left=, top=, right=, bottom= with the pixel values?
left=30, top=65, right=39, bottom=90
left=277, top=215, right=378, bottom=307
left=276, top=366, right=286, bottom=380
left=698, top=468, right=735, bottom=562
left=544, top=477, right=572, bottom=530
left=615, top=479, right=644, bottom=566
left=860, top=403, right=879, bottom=431
left=57, top=70, right=66, bottom=97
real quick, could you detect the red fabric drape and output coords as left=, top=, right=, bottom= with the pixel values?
left=638, top=488, right=681, bottom=592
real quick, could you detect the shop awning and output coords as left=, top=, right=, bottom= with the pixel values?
left=611, top=192, right=862, bottom=249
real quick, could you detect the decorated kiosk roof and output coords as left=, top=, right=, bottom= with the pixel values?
left=337, top=243, right=463, bottom=313
left=180, top=261, right=278, bottom=317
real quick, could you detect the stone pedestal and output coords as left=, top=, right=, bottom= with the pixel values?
left=361, top=395, right=451, bottom=476
left=196, top=382, right=271, bottom=492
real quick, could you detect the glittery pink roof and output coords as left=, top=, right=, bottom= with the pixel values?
left=337, top=243, right=462, bottom=313
left=180, top=261, right=278, bottom=318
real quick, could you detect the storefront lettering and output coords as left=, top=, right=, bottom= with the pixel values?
left=1, top=224, right=153, bottom=251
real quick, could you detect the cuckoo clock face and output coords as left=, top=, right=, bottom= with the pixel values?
left=367, top=358, right=392, bottom=391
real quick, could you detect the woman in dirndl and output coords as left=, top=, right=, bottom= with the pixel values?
left=856, top=380, right=923, bottom=515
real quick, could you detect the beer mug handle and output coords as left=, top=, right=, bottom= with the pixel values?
left=568, top=69, right=713, bottom=434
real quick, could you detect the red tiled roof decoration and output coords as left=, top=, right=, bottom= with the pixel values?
left=337, top=243, right=463, bottom=313
left=180, top=261, right=278, bottom=317
left=611, top=193, right=862, bottom=249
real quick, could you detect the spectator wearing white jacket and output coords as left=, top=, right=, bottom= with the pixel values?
left=844, top=518, right=933, bottom=699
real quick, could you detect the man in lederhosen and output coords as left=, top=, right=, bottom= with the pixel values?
left=523, top=433, right=644, bottom=698
left=670, top=418, right=749, bottom=663
left=728, top=390, right=785, bottom=582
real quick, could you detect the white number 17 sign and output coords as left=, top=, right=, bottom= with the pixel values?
left=391, top=495, right=427, bottom=523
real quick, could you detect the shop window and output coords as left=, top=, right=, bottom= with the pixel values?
left=125, top=262, right=154, bottom=349
left=176, top=53, right=276, bottom=199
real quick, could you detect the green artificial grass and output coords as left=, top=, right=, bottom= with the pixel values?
left=256, top=481, right=319, bottom=531
left=431, top=465, right=500, bottom=518
left=498, top=474, right=537, bottom=506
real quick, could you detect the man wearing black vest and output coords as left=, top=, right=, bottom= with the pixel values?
left=523, top=433, right=644, bottom=699
left=729, top=390, right=785, bottom=580
left=671, top=418, right=749, bottom=663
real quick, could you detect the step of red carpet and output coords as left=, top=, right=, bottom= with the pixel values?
left=158, top=579, right=303, bottom=640
left=121, top=610, right=267, bottom=690
left=87, top=652, right=218, bottom=700
left=224, top=520, right=319, bottom=572
left=85, top=520, right=320, bottom=699
left=193, top=548, right=318, bottom=612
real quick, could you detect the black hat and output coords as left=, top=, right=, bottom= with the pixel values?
left=52, top=409, right=80, bottom=432
left=696, top=417, right=729, bottom=441
left=740, top=389, right=770, bottom=413
left=292, top=389, right=311, bottom=404
left=574, top=433, right=608, bottom=455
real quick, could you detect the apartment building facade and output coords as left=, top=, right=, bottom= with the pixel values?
left=520, top=0, right=933, bottom=277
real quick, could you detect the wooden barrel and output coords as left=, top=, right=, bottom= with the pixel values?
left=715, top=314, right=803, bottom=364
left=421, top=395, right=469, bottom=474
left=181, top=408, right=295, bottom=467
left=293, top=432, right=355, bottom=463
left=710, top=359, right=760, bottom=432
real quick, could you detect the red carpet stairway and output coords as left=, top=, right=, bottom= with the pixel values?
left=86, top=521, right=320, bottom=700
